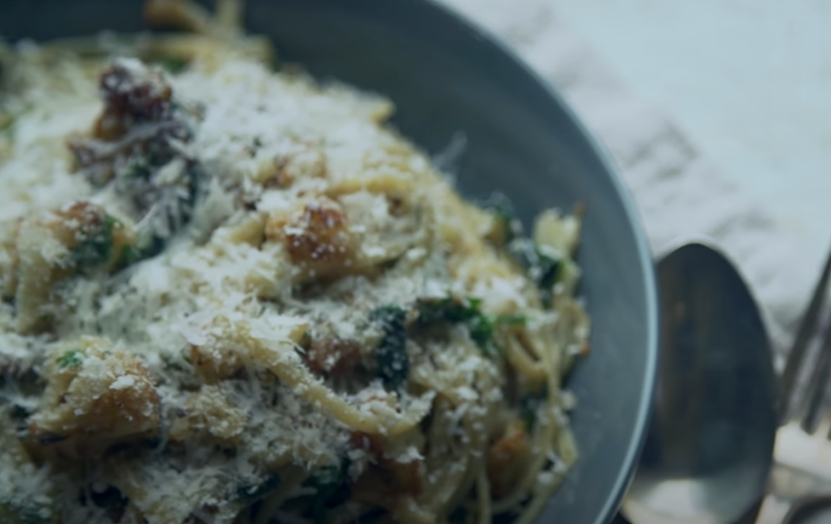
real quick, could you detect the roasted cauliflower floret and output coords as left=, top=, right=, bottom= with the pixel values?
left=52, top=201, right=136, bottom=273
left=28, top=336, right=160, bottom=457
left=4, top=201, right=136, bottom=333
left=265, top=197, right=356, bottom=281
left=188, top=316, right=307, bottom=383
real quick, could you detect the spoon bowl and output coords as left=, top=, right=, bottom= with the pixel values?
left=622, top=242, right=778, bottom=524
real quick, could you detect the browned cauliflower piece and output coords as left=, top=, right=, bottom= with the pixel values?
left=167, top=385, right=246, bottom=446
left=28, top=336, right=160, bottom=459
left=265, top=197, right=356, bottom=281
left=4, top=201, right=135, bottom=333
left=188, top=318, right=306, bottom=383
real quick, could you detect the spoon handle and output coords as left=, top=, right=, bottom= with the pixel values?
left=755, top=495, right=792, bottom=524
left=757, top=491, right=831, bottom=523
left=755, top=463, right=831, bottom=523
left=780, top=495, right=831, bottom=523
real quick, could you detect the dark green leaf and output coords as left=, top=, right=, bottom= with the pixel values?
left=71, top=215, right=119, bottom=269
left=536, top=253, right=562, bottom=291
left=467, top=314, right=494, bottom=352
left=520, top=393, right=545, bottom=431
left=308, top=461, right=350, bottom=524
left=119, top=152, right=204, bottom=256
left=415, top=296, right=479, bottom=325
left=370, top=306, right=409, bottom=390
left=508, top=240, right=562, bottom=306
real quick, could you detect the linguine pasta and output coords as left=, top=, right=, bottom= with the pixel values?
left=0, top=1, right=590, bottom=523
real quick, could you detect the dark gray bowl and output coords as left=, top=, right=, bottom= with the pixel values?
left=0, top=1, right=659, bottom=523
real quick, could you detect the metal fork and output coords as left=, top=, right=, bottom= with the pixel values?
left=754, top=246, right=831, bottom=523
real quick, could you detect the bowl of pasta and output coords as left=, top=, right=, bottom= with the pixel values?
left=0, top=1, right=658, bottom=524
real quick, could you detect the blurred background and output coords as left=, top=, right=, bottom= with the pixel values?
left=517, top=3, right=831, bottom=522
left=555, top=0, right=831, bottom=243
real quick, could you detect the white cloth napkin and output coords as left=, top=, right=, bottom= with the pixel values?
left=440, top=0, right=825, bottom=364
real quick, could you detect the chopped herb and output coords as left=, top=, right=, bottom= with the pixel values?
left=370, top=306, right=409, bottom=390
left=536, top=253, right=562, bottom=291
left=467, top=314, right=495, bottom=352
left=153, top=56, right=189, bottom=74
left=495, top=314, right=527, bottom=326
left=308, top=461, right=350, bottom=524
left=116, top=244, right=140, bottom=265
left=236, top=475, right=282, bottom=502
left=71, top=215, right=120, bottom=269
left=415, top=296, right=480, bottom=324
left=56, top=350, right=84, bottom=369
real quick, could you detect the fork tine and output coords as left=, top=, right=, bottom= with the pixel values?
left=781, top=243, right=831, bottom=422
left=797, top=319, right=831, bottom=433
left=817, top=384, right=831, bottom=439
left=814, top=339, right=831, bottom=439
left=819, top=401, right=831, bottom=440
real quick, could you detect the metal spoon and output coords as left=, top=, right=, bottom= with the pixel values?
left=620, top=241, right=778, bottom=524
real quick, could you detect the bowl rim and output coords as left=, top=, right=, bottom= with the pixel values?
left=0, top=0, right=658, bottom=520
left=404, top=0, right=660, bottom=522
